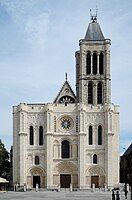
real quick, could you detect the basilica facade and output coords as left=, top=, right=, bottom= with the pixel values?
left=13, top=16, right=120, bottom=190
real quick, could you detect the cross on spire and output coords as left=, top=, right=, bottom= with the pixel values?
left=65, top=72, right=67, bottom=81
left=90, top=7, right=98, bottom=23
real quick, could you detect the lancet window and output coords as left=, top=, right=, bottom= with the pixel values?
left=29, top=126, right=34, bottom=145
left=39, top=126, right=43, bottom=145
left=98, top=125, right=102, bottom=145
left=97, top=82, right=103, bottom=104
left=89, top=125, right=93, bottom=145
left=88, top=82, right=93, bottom=104
left=86, top=52, right=91, bottom=74
left=99, top=52, right=104, bottom=74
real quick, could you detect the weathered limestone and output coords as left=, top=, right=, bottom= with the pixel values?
left=13, top=18, right=119, bottom=190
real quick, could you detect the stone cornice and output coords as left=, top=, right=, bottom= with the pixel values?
left=107, top=132, right=114, bottom=136
left=45, top=132, right=53, bottom=136
left=18, top=132, right=27, bottom=136
left=78, top=132, right=86, bottom=136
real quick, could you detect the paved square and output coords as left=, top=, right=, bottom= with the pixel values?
left=0, top=191, right=131, bottom=200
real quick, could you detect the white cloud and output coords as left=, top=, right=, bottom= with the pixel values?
left=1, top=0, right=50, bottom=52
left=25, top=12, right=49, bottom=51
left=1, top=0, right=38, bottom=24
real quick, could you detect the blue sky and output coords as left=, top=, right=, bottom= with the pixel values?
left=0, top=0, right=131, bottom=155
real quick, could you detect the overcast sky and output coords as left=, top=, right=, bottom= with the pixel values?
left=0, top=0, right=131, bottom=155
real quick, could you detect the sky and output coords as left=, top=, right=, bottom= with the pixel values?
left=0, top=0, right=131, bottom=155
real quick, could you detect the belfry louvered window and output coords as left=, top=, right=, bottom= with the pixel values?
left=93, top=52, right=97, bottom=75
left=89, top=125, right=93, bottom=145
left=88, top=82, right=93, bottom=104
left=98, top=125, right=102, bottom=145
left=97, top=82, right=103, bottom=104
left=99, top=52, right=104, bottom=74
left=86, top=52, right=91, bottom=74
left=39, top=126, right=43, bottom=145
left=29, top=126, right=34, bottom=145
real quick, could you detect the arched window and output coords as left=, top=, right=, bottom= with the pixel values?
left=39, top=126, right=43, bottom=145
left=99, top=52, right=104, bottom=74
left=88, top=82, right=93, bottom=104
left=98, top=125, right=102, bottom=145
left=35, top=156, right=39, bottom=165
left=97, top=82, right=103, bottom=104
left=89, top=125, right=93, bottom=145
left=59, top=95, right=75, bottom=105
left=93, top=52, right=97, bottom=75
left=61, top=140, right=70, bottom=158
left=29, top=126, right=34, bottom=145
left=93, top=154, right=97, bottom=164
left=86, top=52, right=91, bottom=74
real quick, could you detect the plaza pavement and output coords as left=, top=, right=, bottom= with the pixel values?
left=0, top=190, right=131, bottom=200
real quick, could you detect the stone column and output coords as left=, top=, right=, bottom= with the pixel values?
left=105, top=110, right=114, bottom=189
left=45, top=133, right=53, bottom=189
left=59, top=143, right=61, bottom=159
left=78, top=110, right=86, bottom=189
left=19, top=132, right=27, bottom=186
left=45, top=111, right=53, bottom=189
left=19, top=109, right=27, bottom=187
left=93, top=83, right=97, bottom=105
left=34, top=125, right=38, bottom=146
left=105, top=46, right=111, bottom=104
left=78, top=132, right=85, bottom=189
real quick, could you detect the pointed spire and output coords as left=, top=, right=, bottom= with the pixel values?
left=84, top=8, right=105, bottom=41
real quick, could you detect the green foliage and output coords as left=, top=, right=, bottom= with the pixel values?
left=0, top=139, right=10, bottom=180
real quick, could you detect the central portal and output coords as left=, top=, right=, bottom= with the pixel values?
left=60, top=174, right=71, bottom=188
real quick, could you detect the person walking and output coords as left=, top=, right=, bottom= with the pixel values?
left=124, top=188, right=128, bottom=199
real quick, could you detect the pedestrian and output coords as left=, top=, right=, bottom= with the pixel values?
left=124, top=188, right=128, bottom=199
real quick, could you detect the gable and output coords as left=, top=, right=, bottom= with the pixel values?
left=54, top=81, right=76, bottom=104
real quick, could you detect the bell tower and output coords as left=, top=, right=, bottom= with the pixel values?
left=76, top=12, right=111, bottom=105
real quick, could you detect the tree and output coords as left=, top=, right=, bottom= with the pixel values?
left=0, top=139, right=10, bottom=180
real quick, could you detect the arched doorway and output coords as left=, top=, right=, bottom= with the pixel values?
left=53, top=161, right=78, bottom=188
left=86, top=166, right=105, bottom=188
left=27, top=167, right=46, bottom=189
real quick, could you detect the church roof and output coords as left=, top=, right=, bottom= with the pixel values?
left=123, top=143, right=132, bottom=156
left=84, top=21, right=105, bottom=41
left=53, top=78, right=76, bottom=104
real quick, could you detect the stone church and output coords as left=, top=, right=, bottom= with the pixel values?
left=13, top=15, right=120, bottom=190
